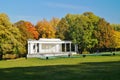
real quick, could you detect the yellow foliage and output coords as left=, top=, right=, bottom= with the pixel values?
left=113, top=31, right=120, bottom=48
left=35, top=19, right=56, bottom=38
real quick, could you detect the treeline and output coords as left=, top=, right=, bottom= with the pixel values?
left=0, top=12, right=120, bottom=59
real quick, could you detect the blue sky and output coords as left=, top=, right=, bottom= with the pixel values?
left=0, top=0, right=120, bottom=24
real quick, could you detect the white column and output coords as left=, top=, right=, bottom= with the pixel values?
left=59, top=44, right=62, bottom=53
left=56, top=44, right=59, bottom=53
left=39, top=43, right=41, bottom=53
left=75, top=44, right=78, bottom=52
left=45, top=44, right=46, bottom=53
left=60, top=44, right=62, bottom=52
left=65, top=43, right=66, bottom=52
left=58, top=44, right=61, bottom=53
left=30, top=43, right=33, bottom=54
left=28, top=42, right=30, bottom=54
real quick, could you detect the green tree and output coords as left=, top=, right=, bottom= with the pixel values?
left=57, top=13, right=98, bottom=53
left=56, top=18, right=69, bottom=40
left=111, top=24, right=120, bottom=31
left=68, top=14, right=98, bottom=53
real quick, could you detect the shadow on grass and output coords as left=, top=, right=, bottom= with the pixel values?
left=0, top=61, right=120, bottom=80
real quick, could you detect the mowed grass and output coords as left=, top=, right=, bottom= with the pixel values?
left=0, top=56, right=120, bottom=80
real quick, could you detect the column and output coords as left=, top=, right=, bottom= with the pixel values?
left=28, top=42, right=30, bottom=54
left=56, top=44, right=59, bottom=52
left=59, top=44, right=62, bottom=53
left=75, top=44, right=78, bottom=53
left=39, top=43, right=41, bottom=53
left=30, top=43, right=33, bottom=54
left=58, top=44, right=61, bottom=53
left=65, top=43, right=66, bottom=52
left=44, top=44, right=46, bottom=53
left=60, top=44, right=62, bottom=53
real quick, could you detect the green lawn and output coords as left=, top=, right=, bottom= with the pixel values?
left=0, top=56, right=120, bottom=80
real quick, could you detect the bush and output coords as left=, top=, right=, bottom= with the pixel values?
left=82, top=55, right=86, bottom=58
left=82, top=51, right=90, bottom=54
left=101, top=54, right=112, bottom=56
left=113, top=53, right=115, bottom=56
left=3, top=54, right=18, bottom=60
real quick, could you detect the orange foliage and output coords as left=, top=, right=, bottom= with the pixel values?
left=24, top=22, right=39, bottom=39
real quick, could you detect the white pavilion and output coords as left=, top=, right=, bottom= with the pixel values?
left=27, top=38, right=77, bottom=58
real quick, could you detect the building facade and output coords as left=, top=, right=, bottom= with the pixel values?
left=27, top=38, right=76, bottom=58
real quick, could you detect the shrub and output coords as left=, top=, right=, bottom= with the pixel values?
left=82, top=51, right=90, bottom=54
left=3, top=54, right=18, bottom=60
left=113, top=53, right=115, bottom=56
left=82, top=55, right=86, bottom=58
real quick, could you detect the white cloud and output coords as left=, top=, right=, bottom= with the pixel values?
left=14, top=16, right=34, bottom=20
left=46, top=2, right=90, bottom=10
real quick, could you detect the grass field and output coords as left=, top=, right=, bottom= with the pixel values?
left=0, top=56, right=120, bottom=80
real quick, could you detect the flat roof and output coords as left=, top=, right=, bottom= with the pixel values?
left=28, top=38, right=72, bottom=44
left=39, top=38, right=61, bottom=42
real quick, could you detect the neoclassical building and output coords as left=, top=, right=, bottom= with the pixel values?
left=27, top=38, right=77, bottom=58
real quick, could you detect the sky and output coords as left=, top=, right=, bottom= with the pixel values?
left=0, top=0, right=120, bottom=24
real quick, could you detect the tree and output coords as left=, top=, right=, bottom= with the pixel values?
left=111, top=24, right=120, bottom=49
left=68, top=14, right=98, bottom=53
left=50, top=17, right=60, bottom=29
left=35, top=19, right=56, bottom=38
left=24, top=21, right=39, bottom=39
left=83, top=12, right=100, bottom=25
left=0, top=13, right=25, bottom=58
left=14, top=21, right=33, bottom=40
left=111, top=24, right=120, bottom=31
left=56, top=18, right=69, bottom=40
left=93, top=18, right=114, bottom=50
left=14, top=20, right=39, bottom=40
left=113, top=30, right=120, bottom=48
left=14, top=21, right=39, bottom=57
left=57, top=13, right=98, bottom=53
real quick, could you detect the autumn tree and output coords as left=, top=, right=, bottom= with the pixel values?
left=14, top=21, right=33, bottom=41
left=50, top=17, right=60, bottom=29
left=14, top=21, right=39, bottom=57
left=93, top=18, right=114, bottom=50
left=14, top=21, right=39, bottom=40
left=0, top=13, right=25, bottom=59
left=111, top=24, right=120, bottom=49
left=113, top=30, right=120, bottom=48
left=24, top=21, right=39, bottom=39
left=35, top=19, right=56, bottom=38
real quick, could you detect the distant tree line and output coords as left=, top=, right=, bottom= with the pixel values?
left=0, top=12, right=120, bottom=59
